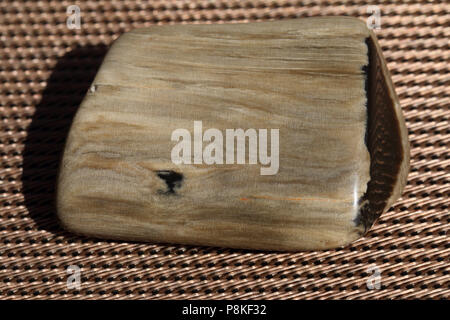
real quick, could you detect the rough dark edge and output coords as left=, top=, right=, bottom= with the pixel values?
left=354, top=37, right=405, bottom=234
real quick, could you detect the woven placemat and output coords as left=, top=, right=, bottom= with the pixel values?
left=0, top=0, right=448, bottom=300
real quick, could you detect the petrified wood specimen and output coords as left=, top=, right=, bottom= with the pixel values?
left=57, top=17, right=409, bottom=251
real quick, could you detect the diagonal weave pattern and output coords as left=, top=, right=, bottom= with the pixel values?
left=0, top=0, right=448, bottom=300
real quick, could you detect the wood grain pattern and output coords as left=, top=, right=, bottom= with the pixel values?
left=57, top=17, right=409, bottom=251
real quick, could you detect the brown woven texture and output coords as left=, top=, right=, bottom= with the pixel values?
left=0, top=0, right=448, bottom=300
